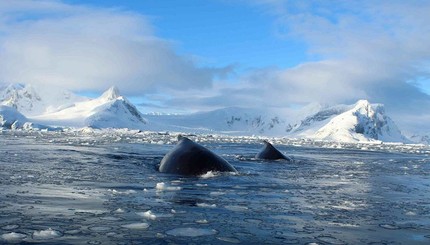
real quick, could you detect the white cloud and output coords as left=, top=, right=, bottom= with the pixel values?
left=209, top=0, right=430, bottom=132
left=0, top=0, right=221, bottom=94
left=161, top=0, right=430, bottom=133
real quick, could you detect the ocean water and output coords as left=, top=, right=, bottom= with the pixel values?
left=1, top=130, right=430, bottom=244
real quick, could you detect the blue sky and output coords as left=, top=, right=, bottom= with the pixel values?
left=65, top=0, right=310, bottom=70
left=0, top=0, right=430, bottom=132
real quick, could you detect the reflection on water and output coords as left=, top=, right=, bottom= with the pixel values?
left=0, top=131, right=429, bottom=244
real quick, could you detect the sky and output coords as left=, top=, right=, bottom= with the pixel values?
left=0, top=0, right=430, bottom=133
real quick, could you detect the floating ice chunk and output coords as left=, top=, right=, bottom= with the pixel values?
left=124, top=190, right=137, bottom=194
left=225, top=205, right=249, bottom=212
left=108, top=189, right=136, bottom=195
left=32, top=228, right=62, bottom=239
left=169, top=209, right=187, bottom=214
left=121, top=223, right=149, bottom=229
left=114, top=208, right=125, bottom=213
left=196, top=219, right=209, bottom=224
left=197, top=203, right=217, bottom=208
left=155, top=182, right=182, bottom=191
left=166, top=227, right=217, bottom=237
left=1, top=232, right=27, bottom=241
left=137, top=210, right=173, bottom=219
left=137, top=210, right=157, bottom=220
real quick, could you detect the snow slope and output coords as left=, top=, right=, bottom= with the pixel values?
left=404, top=134, right=430, bottom=145
left=0, top=83, right=87, bottom=116
left=0, top=105, right=59, bottom=131
left=288, top=104, right=350, bottom=137
left=311, top=100, right=408, bottom=143
left=144, top=107, right=290, bottom=135
left=31, top=87, right=147, bottom=129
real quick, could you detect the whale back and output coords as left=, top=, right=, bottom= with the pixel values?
left=255, top=140, right=289, bottom=161
left=159, top=136, right=237, bottom=175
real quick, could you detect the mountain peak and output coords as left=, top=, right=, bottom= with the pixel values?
left=312, top=99, right=407, bottom=143
left=100, top=86, right=121, bottom=101
left=353, top=99, right=371, bottom=109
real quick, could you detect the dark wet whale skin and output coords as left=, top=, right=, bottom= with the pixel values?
left=159, top=136, right=237, bottom=175
left=255, top=140, right=290, bottom=161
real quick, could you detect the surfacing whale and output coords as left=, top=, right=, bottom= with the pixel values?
left=159, top=136, right=237, bottom=176
left=255, top=140, right=290, bottom=161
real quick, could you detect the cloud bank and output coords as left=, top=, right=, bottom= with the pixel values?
left=0, top=0, right=223, bottom=94
left=187, top=0, right=430, bottom=132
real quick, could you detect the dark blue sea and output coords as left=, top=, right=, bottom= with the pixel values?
left=1, top=130, right=430, bottom=244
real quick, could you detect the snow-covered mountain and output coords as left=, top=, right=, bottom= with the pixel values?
left=146, top=100, right=408, bottom=143
left=84, top=87, right=147, bottom=129
left=298, top=100, right=408, bottom=143
left=287, top=104, right=350, bottom=137
left=0, top=83, right=87, bottom=116
left=408, top=134, right=430, bottom=145
left=144, top=107, right=290, bottom=135
left=32, top=87, right=147, bottom=129
left=0, top=83, right=414, bottom=144
left=0, top=105, right=59, bottom=131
